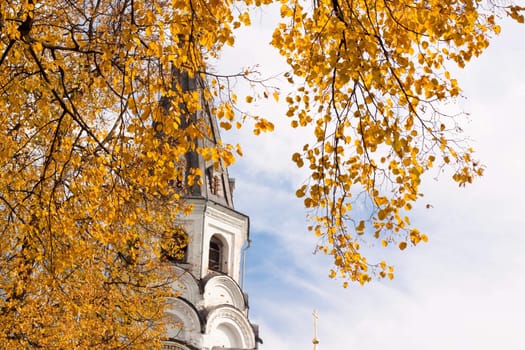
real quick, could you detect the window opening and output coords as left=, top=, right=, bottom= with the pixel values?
left=208, top=236, right=223, bottom=272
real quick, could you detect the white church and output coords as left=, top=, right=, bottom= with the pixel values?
left=161, top=72, right=261, bottom=350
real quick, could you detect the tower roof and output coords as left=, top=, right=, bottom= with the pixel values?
left=172, top=70, right=236, bottom=209
left=185, top=102, right=235, bottom=209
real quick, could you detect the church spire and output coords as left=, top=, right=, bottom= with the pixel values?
left=162, top=68, right=259, bottom=350
left=174, top=69, right=235, bottom=209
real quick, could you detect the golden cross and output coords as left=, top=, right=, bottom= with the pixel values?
left=312, top=309, right=319, bottom=349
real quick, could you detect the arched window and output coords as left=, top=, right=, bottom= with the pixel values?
left=208, top=235, right=227, bottom=273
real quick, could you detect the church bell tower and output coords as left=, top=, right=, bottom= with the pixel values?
left=162, top=72, right=259, bottom=350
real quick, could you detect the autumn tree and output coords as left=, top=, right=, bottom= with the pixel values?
left=0, top=0, right=522, bottom=348
left=273, top=0, right=524, bottom=285
left=0, top=0, right=257, bottom=347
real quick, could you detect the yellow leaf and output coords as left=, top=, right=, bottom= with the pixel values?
left=220, top=121, right=232, bottom=130
left=356, top=220, right=365, bottom=234
left=295, top=185, right=307, bottom=198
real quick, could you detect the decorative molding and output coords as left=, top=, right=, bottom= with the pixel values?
left=205, top=206, right=247, bottom=230
left=205, top=306, right=255, bottom=349
left=165, top=298, right=202, bottom=347
left=170, top=266, right=201, bottom=305
left=186, top=198, right=248, bottom=229
left=203, top=275, right=247, bottom=312
left=162, top=341, right=192, bottom=350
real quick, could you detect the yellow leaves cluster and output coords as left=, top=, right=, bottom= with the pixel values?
left=0, top=3, right=520, bottom=344
left=0, top=126, right=183, bottom=347
left=253, top=117, right=275, bottom=135
left=160, top=226, right=190, bottom=262
left=0, top=0, right=278, bottom=346
left=507, top=5, right=525, bottom=23
left=274, top=0, right=509, bottom=284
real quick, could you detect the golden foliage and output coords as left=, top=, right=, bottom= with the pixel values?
left=0, top=0, right=262, bottom=347
left=160, top=226, right=189, bottom=262
left=273, top=0, right=522, bottom=284
left=0, top=0, right=523, bottom=346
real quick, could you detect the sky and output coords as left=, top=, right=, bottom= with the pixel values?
left=218, top=7, right=525, bottom=350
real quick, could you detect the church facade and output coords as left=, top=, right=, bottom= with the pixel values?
left=161, top=77, right=260, bottom=350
